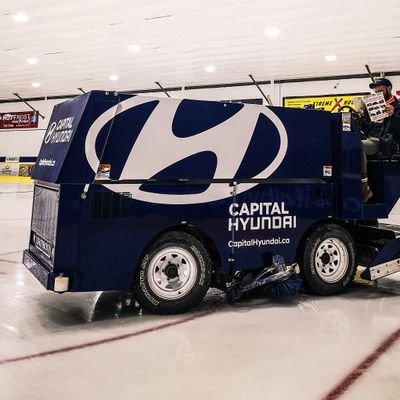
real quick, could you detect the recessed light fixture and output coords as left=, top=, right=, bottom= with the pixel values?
left=109, top=74, right=119, bottom=81
left=325, top=55, right=337, bottom=62
left=27, top=57, right=38, bottom=65
left=32, top=82, right=41, bottom=88
left=13, top=12, right=29, bottom=22
left=205, top=65, right=215, bottom=73
left=265, top=26, right=280, bottom=37
left=128, top=44, right=141, bottom=52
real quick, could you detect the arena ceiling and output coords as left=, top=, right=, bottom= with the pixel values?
left=1, top=0, right=400, bottom=100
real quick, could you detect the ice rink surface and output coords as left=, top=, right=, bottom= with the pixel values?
left=1, top=183, right=400, bottom=400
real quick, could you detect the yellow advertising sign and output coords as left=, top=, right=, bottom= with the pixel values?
left=283, top=93, right=369, bottom=112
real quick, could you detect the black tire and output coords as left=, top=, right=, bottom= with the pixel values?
left=300, top=224, right=356, bottom=295
left=134, top=231, right=212, bottom=314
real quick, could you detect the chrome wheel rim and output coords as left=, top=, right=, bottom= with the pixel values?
left=314, top=238, right=348, bottom=283
left=147, top=247, right=197, bottom=300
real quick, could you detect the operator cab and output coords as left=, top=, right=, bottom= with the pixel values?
left=334, top=106, right=400, bottom=213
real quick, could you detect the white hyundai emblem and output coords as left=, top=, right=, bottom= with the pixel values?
left=85, top=96, right=288, bottom=205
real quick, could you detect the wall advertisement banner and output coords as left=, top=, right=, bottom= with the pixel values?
left=0, top=111, right=39, bottom=129
left=283, top=93, right=369, bottom=112
left=0, top=162, right=35, bottom=177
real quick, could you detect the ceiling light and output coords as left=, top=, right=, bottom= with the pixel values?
left=325, top=55, right=337, bottom=62
left=205, top=65, right=215, bottom=73
left=13, top=12, right=29, bottom=22
left=265, top=27, right=280, bottom=37
left=27, top=57, right=38, bottom=65
left=32, top=82, right=41, bottom=88
left=128, top=44, right=141, bottom=52
left=109, top=74, right=119, bottom=81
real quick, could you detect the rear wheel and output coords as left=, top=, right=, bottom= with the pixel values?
left=300, top=224, right=356, bottom=295
left=134, top=231, right=212, bottom=314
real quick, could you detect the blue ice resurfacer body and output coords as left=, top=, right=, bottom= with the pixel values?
left=23, top=91, right=400, bottom=314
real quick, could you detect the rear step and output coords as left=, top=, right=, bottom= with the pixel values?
left=360, top=223, right=400, bottom=280
left=367, top=258, right=400, bottom=280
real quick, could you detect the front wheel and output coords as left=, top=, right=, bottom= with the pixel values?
left=300, top=224, right=356, bottom=295
left=134, top=231, right=212, bottom=314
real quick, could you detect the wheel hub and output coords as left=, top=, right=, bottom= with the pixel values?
left=321, top=253, right=331, bottom=265
left=165, top=264, right=178, bottom=279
